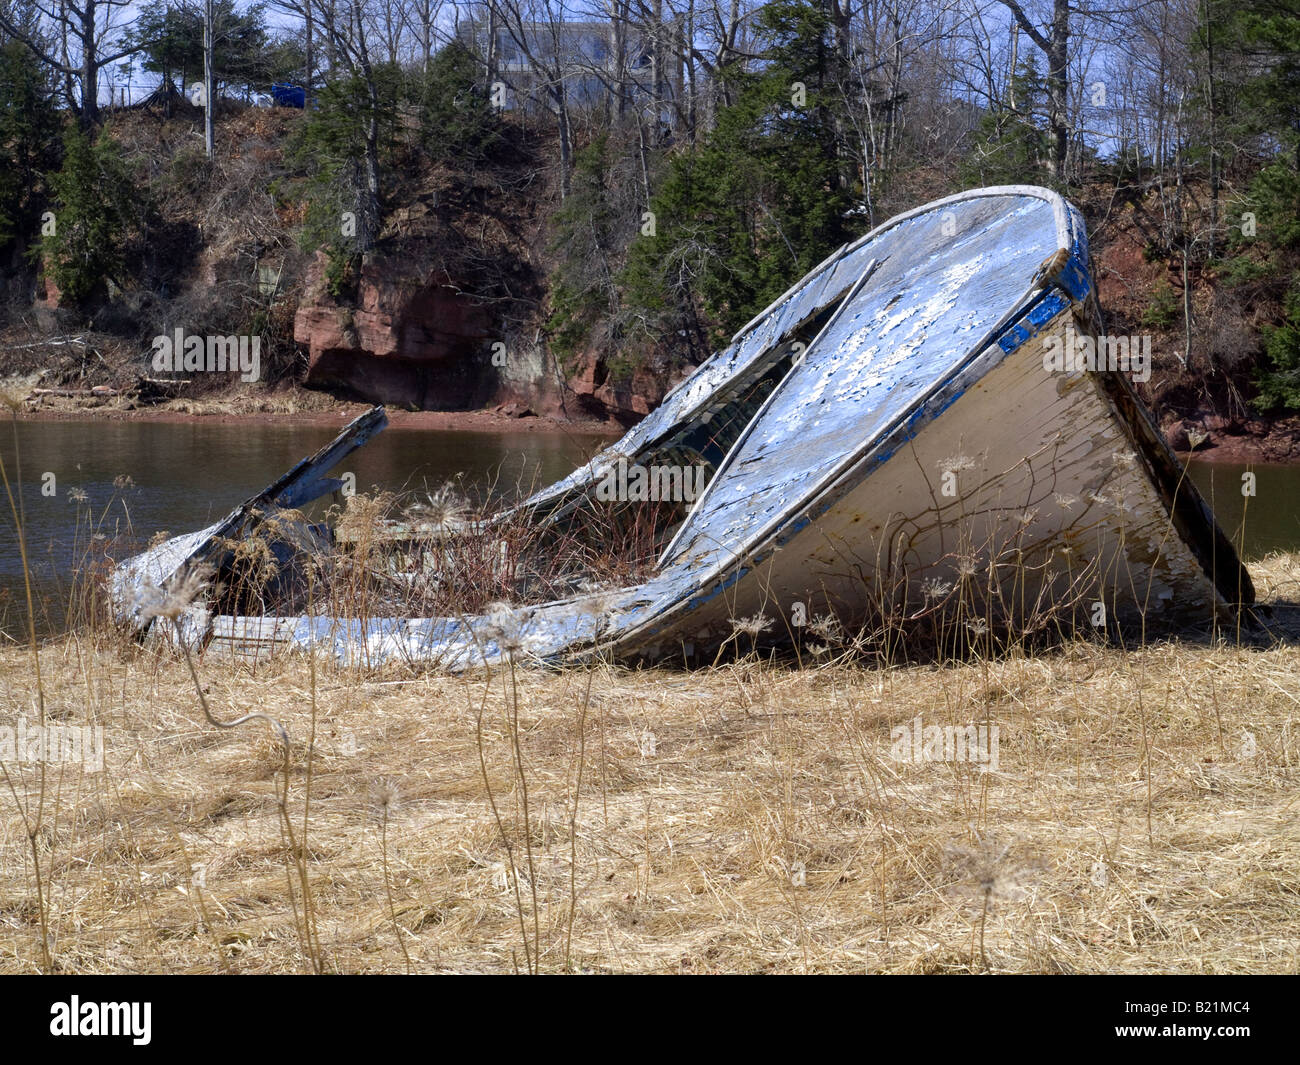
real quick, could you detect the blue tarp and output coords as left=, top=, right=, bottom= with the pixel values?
left=271, top=83, right=305, bottom=108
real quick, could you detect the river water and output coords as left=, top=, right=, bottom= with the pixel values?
left=1, top=419, right=1296, bottom=638
left=0, top=419, right=610, bottom=637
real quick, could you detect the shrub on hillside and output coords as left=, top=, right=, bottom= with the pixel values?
left=41, top=129, right=144, bottom=305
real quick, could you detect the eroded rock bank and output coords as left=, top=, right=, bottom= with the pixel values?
left=292, top=250, right=690, bottom=424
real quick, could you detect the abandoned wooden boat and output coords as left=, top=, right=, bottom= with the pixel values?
left=112, top=186, right=1253, bottom=667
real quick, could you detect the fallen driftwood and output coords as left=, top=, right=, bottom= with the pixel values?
left=133, top=377, right=191, bottom=400
left=27, top=385, right=120, bottom=399
left=6, top=335, right=89, bottom=351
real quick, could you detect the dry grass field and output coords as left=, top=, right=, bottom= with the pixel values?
left=1, top=553, right=1297, bottom=975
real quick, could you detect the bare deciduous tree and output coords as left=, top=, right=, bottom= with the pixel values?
left=0, top=0, right=140, bottom=127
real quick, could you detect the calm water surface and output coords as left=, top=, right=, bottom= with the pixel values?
left=0, top=419, right=610, bottom=637
left=1185, top=460, right=1300, bottom=560
left=0, top=420, right=1296, bottom=637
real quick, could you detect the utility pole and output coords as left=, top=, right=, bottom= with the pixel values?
left=203, top=0, right=215, bottom=159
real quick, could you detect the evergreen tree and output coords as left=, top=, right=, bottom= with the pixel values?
left=287, top=43, right=502, bottom=295
left=0, top=37, right=60, bottom=250
left=959, top=58, right=1053, bottom=189
left=546, top=134, right=637, bottom=371
left=1257, top=284, right=1300, bottom=409
left=622, top=0, right=855, bottom=350
left=1211, top=0, right=1300, bottom=408
left=125, top=0, right=270, bottom=96
left=41, top=129, right=141, bottom=304
left=288, top=60, right=405, bottom=282
left=1225, top=1, right=1300, bottom=164
left=409, top=39, right=499, bottom=166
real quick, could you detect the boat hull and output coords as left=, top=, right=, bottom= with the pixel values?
left=117, top=186, right=1250, bottom=668
left=611, top=302, right=1237, bottom=659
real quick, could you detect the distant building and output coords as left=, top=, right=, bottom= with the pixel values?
left=458, top=18, right=683, bottom=116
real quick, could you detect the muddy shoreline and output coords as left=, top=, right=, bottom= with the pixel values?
left=1172, top=426, right=1300, bottom=465
left=15, top=401, right=622, bottom=437
left=9, top=391, right=1299, bottom=461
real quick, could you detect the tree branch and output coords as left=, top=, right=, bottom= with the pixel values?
left=0, top=15, right=78, bottom=75
left=996, top=0, right=1051, bottom=55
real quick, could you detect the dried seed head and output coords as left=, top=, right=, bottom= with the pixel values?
left=922, top=577, right=953, bottom=601
left=135, top=563, right=215, bottom=622
left=412, top=485, right=466, bottom=535
left=729, top=613, right=772, bottom=637
left=576, top=586, right=618, bottom=634
left=808, top=613, right=843, bottom=642
left=483, top=600, right=524, bottom=653
left=943, top=832, right=1043, bottom=905
left=369, top=777, right=401, bottom=818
